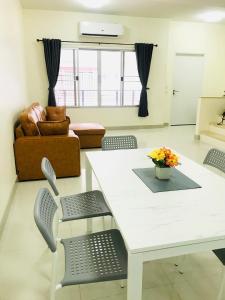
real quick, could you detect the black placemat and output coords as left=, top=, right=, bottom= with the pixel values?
left=132, top=167, right=201, bottom=193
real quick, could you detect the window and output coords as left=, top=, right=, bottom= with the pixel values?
left=55, top=48, right=141, bottom=107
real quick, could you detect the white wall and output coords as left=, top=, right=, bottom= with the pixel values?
left=171, top=21, right=225, bottom=96
left=0, top=0, right=28, bottom=223
left=166, top=21, right=225, bottom=122
left=23, top=9, right=171, bottom=126
left=196, top=97, right=225, bottom=135
left=23, top=10, right=225, bottom=127
left=0, top=6, right=224, bottom=224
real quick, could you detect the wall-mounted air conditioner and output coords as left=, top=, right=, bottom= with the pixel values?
left=79, top=21, right=124, bottom=37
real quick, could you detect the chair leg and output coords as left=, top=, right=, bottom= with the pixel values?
left=50, top=251, right=58, bottom=300
left=110, top=216, right=114, bottom=229
left=102, top=216, right=106, bottom=230
left=174, top=255, right=187, bottom=274
left=87, top=218, right=93, bottom=234
left=217, top=268, right=225, bottom=300
left=120, top=280, right=125, bottom=288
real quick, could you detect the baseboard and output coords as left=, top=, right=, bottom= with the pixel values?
left=171, top=124, right=196, bottom=126
left=0, top=179, right=17, bottom=239
left=105, top=123, right=168, bottom=130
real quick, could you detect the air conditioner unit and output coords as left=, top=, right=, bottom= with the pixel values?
left=79, top=21, right=124, bottom=37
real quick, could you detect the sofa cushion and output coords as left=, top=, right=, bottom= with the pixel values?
left=37, top=118, right=69, bottom=136
left=32, top=103, right=46, bottom=121
left=20, top=105, right=40, bottom=136
left=69, top=123, right=105, bottom=136
left=15, top=125, right=25, bottom=139
left=46, top=106, right=66, bottom=121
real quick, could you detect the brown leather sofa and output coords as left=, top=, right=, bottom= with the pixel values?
left=14, top=103, right=80, bottom=181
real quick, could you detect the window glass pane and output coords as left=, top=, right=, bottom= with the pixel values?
left=123, top=51, right=141, bottom=106
left=56, top=48, right=140, bottom=107
left=55, top=49, right=75, bottom=106
left=101, top=51, right=121, bottom=106
left=78, top=50, right=98, bottom=106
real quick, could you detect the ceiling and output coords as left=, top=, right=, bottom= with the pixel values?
left=20, top=0, right=225, bottom=22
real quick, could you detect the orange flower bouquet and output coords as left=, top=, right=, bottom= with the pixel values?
left=147, top=147, right=179, bottom=168
left=147, top=147, right=180, bottom=179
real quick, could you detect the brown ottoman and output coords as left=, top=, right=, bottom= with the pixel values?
left=69, top=123, right=105, bottom=149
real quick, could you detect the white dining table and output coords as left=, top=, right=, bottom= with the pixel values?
left=85, top=148, right=225, bottom=300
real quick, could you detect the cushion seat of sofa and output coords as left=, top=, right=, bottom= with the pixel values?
left=69, top=122, right=105, bottom=149
left=69, top=123, right=105, bottom=135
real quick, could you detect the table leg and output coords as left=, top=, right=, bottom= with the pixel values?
left=85, top=155, right=92, bottom=191
left=85, top=155, right=93, bottom=233
left=217, top=268, right=225, bottom=300
left=127, top=253, right=143, bottom=300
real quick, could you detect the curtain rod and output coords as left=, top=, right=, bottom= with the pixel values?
left=36, top=39, right=158, bottom=47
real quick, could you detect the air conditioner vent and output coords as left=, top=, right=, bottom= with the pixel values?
left=79, top=22, right=124, bottom=37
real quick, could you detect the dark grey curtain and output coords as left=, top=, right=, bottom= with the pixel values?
left=43, top=39, right=61, bottom=106
left=135, top=43, right=154, bottom=117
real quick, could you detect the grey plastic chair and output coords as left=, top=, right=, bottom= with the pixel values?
left=41, top=157, right=112, bottom=225
left=101, top=135, right=138, bottom=151
left=212, top=249, right=225, bottom=300
left=34, top=188, right=127, bottom=298
left=203, top=148, right=225, bottom=299
left=203, top=148, right=225, bottom=173
left=177, top=148, right=225, bottom=299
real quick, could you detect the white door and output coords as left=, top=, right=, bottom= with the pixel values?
left=171, top=54, right=204, bottom=125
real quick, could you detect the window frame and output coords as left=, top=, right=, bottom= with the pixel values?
left=55, top=47, right=141, bottom=108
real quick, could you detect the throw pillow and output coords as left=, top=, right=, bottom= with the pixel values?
left=37, top=118, right=69, bottom=136
left=20, top=107, right=40, bottom=136
left=46, top=106, right=66, bottom=122
left=32, top=103, right=47, bottom=121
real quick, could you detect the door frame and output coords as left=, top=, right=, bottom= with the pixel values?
left=170, top=52, right=205, bottom=126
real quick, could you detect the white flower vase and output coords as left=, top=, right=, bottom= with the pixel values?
left=155, top=166, right=171, bottom=180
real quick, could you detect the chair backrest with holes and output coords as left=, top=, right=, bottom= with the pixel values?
left=41, top=157, right=59, bottom=196
left=101, top=135, right=138, bottom=151
left=203, top=148, right=225, bottom=173
left=34, top=188, right=58, bottom=252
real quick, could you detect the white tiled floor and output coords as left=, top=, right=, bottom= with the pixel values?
left=0, top=125, right=224, bottom=300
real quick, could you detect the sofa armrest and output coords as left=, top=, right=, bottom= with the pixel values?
left=14, top=134, right=80, bottom=181
left=66, top=115, right=71, bottom=123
